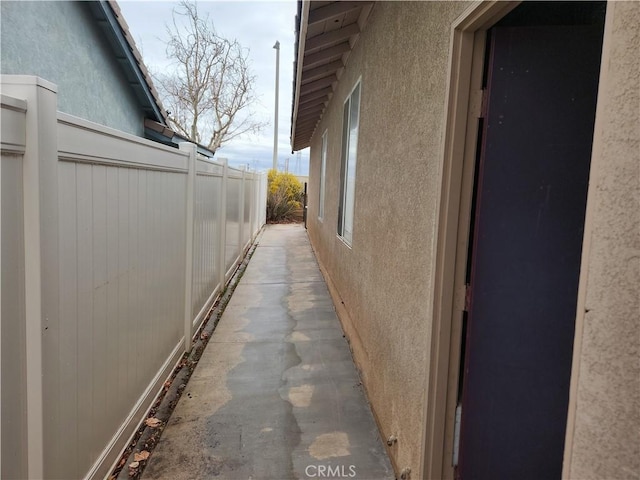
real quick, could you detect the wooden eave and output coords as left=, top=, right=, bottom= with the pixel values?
left=87, top=1, right=170, bottom=125
left=290, top=1, right=373, bottom=151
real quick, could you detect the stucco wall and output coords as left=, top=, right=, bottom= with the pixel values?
left=305, top=2, right=471, bottom=475
left=566, top=2, right=640, bottom=478
left=1, top=1, right=144, bottom=135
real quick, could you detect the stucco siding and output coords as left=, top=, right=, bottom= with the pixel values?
left=304, top=1, right=639, bottom=478
left=567, top=2, right=640, bottom=478
left=306, top=2, right=471, bottom=474
left=1, top=1, right=144, bottom=135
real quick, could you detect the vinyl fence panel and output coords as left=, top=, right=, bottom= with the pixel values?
left=192, top=157, right=224, bottom=327
left=0, top=76, right=266, bottom=480
left=225, top=173, right=242, bottom=274
left=1, top=93, right=29, bottom=480
left=53, top=118, right=189, bottom=480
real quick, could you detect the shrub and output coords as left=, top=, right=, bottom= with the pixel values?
left=266, top=169, right=303, bottom=223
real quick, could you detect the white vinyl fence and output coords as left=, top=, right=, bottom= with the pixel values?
left=0, top=76, right=267, bottom=480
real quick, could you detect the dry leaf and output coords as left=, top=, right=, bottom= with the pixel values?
left=145, top=417, right=162, bottom=428
left=128, top=461, right=140, bottom=476
left=134, top=451, right=150, bottom=462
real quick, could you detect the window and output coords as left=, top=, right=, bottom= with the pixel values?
left=319, top=130, right=327, bottom=221
left=337, top=80, right=361, bottom=245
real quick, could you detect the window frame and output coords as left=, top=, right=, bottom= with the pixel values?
left=318, top=130, right=328, bottom=221
left=337, top=78, right=362, bottom=246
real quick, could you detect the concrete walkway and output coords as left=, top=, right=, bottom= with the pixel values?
left=142, top=224, right=394, bottom=480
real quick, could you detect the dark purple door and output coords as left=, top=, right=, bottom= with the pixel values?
left=457, top=24, right=603, bottom=479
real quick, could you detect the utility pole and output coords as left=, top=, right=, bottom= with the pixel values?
left=272, top=40, right=280, bottom=171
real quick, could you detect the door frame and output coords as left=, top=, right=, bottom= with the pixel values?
left=420, top=4, right=518, bottom=478
left=420, top=1, right=609, bottom=478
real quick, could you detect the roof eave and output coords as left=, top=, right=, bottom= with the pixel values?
left=93, top=1, right=169, bottom=125
left=290, top=1, right=373, bottom=152
left=290, top=0, right=311, bottom=152
left=144, top=119, right=217, bottom=158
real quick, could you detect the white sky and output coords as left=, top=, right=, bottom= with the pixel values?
left=118, top=0, right=310, bottom=175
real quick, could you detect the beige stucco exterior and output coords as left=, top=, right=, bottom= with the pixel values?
left=305, top=2, right=472, bottom=474
left=299, top=1, right=638, bottom=478
left=563, top=2, right=640, bottom=478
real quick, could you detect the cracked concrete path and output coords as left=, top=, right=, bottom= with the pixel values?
left=142, top=224, right=394, bottom=480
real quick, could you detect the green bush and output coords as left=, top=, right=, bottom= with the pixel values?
left=266, top=169, right=303, bottom=223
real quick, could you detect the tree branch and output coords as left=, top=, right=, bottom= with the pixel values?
left=154, top=0, right=262, bottom=152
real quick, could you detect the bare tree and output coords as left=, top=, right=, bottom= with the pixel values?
left=156, top=1, right=262, bottom=152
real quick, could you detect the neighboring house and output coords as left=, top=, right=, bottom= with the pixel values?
left=291, top=2, right=638, bottom=479
left=1, top=0, right=164, bottom=136
left=0, top=0, right=213, bottom=156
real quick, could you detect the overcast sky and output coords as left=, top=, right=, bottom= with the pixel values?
left=119, top=0, right=310, bottom=175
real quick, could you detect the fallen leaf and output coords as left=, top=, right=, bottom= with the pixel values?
left=134, top=451, right=150, bottom=462
left=145, top=417, right=162, bottom=428
left=128, top=461, right=140, bottom=476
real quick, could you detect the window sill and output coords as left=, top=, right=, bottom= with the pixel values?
left=336, top=234, right=352, bottom=250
